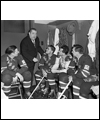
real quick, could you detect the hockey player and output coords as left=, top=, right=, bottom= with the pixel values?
left=71, top=44, right=99, bottom=99
left=1, top=45, right=32, bottom=98
left=51, top=45, right=76, bottom=99
left=35, top=45, right=58, bottom=98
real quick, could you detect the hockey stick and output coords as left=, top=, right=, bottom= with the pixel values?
left=58, top=79, right=72, bottom=99
left=28, top=76, right=45, bottom=99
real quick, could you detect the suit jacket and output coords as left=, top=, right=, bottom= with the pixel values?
left=20, top=35, right=44, bottom=65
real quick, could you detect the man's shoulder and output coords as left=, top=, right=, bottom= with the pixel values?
left=82, top=54, right=92, bottom=60
left=21, top=36, right=30, bottom=43
left=36, top=36, right=39, bottom=41
left=16, top=54, right=24, bottom=60
left=51, top=54, right=59, bottom=61
left=35, top=37, right=40, bottom=44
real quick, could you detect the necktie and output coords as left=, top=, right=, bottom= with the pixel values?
left=32, top=40, right=35, bottom=47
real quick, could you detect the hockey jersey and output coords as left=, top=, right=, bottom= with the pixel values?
left=38, top=53, right=57, bottom=73
left=1, top=54, right=28, bottom=76
left=75, top=54, right=94, bottom=78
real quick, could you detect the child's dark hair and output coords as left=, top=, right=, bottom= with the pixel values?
left=48, top=45, right=55, bottom=53
left=5, top=45, right=17, bottom=55
left=72, top=44, right=84, bottom=54
left=60, top=45, right=69, bottom=55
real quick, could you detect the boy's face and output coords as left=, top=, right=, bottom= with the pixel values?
left=12, top=48, right=19, bottom=57
left=46, top=47, right=52, bottom=54
left=59, top=48, right=64, bottom=56
left=72, top=48, right=77, bottom=57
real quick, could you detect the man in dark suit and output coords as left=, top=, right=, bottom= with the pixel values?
left=20, top=28, right=44, bottom=87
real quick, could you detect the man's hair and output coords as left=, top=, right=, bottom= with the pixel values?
left=28, top=28, right=37, bottom=33
left=72, top=44, right=84, bottom=54
left=60, top=45, right=69, bottom=55
left=48, top=45, right=55, bottom=53
left=5, top=45, right=17, bottom=55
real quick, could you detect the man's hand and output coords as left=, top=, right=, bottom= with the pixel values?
left=1, top=82, right=4, bottom=88
left=91, top=85, right=99, bottom=96
left=68, top=76, right=73, bottom=82
left=16, top=73, right=24, bottom=82
left=33, top=58, right=38, bottom=62
left=59, top=69, right=67, bottom=73
left=13, top=75, right=18, bottom=83
left=42, top=69, right=47, bottom=77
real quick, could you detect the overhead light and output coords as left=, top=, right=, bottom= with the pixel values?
left=34, top=20, right=56, bottom=24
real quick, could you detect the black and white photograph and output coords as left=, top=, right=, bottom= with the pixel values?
left=1, top=1, right=99, bottom=119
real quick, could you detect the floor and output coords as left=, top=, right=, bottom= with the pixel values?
left=9, top=82, right=97, bottom=99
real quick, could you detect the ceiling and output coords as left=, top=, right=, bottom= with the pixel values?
left=48, top=20, right=72, bottom=25
left=34, top=20, right=56, bottom=24
left=34, top=20, right=73, bottom=26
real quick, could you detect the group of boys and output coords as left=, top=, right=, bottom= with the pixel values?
left=1, top=44, right=99, bottom=99
left=35, top=44, right=99, bottom=99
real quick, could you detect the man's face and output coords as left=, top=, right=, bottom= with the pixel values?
left=72, top=48, right=77, bottom=57
left=59, top=48, right=64, bottom=56
left=29, top=30, right=37, bottom=41
left=46, top=47, right=52, bottom=54
left=12, top=48, right=19, bottom=57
